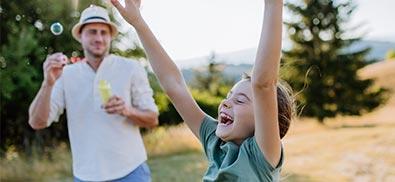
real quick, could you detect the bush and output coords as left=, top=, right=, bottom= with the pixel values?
left=386, top=49, right=395, bottom=60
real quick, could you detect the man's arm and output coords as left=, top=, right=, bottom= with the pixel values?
left=124, top=106, right=158, bottom=128
left=28, top=53, right=67, bottom=130
left=29, top=83, right=53, bottom=129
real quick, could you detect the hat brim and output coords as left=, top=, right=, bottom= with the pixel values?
left=72, top=20, right=118, bottom=42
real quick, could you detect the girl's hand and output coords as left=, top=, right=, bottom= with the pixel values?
left=111, top=0, right=143, bottom=26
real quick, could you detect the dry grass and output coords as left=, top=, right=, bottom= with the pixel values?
left=0, top=143, right=73, bottom=182
left=358, top=60, right=395, bottom=124
left=359, top=60, right=395, bottom=88
left=281, top=118, right=395, bottom=182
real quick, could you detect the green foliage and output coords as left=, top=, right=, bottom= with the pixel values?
left=191, top=53, right=233, bottom=98
left=149, top=79, right=224, bottom=125
left=0, top=0, right=143, bottom=154
left=386, top=49, right=395, bottom=60
left=112, top=46, right=146, bottom=59
left=0, top=0, right=83, bottom=154
left=283, top=0, right=388, bottom=122
left=154, top=88, right=224, bottom=126
left=191, top=89, right=223, bottom=118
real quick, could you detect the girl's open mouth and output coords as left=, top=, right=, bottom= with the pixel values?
left=220, top=112, right=234, bottom=126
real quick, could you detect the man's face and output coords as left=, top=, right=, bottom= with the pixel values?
left=80, top=23, right=112, bottom=58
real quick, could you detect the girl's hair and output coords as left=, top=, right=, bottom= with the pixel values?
left=242, top=73, right=295, bottom=139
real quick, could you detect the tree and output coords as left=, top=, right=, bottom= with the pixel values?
left=283, top=0, right=388, bottom=123
left=191, top=52, right=233, bottom=97
left=0, top=0, right=83, bottom=155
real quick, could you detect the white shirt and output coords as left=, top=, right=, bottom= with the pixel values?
left=47, top=54, right=158, bottom=181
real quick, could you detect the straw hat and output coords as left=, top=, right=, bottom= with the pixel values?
left=71, top=5, right=118, bottom=42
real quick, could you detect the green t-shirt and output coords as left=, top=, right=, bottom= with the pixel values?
left=199, top=115, right=283, bottom=182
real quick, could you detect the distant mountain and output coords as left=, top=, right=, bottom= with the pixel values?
left=179, top=40, right=395, bottom=83
left=181, top=64, right=253, bottom=84
left=177, top=39, right=395, bottom=68
left=177, top=49, right=255, bottom=69
left=347, top=40, right=395, bottom=61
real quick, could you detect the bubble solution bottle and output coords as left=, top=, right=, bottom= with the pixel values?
left=98, top=80, right=112, bottom=104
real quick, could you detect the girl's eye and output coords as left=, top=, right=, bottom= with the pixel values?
left=235, top=98, right=245, bottom=104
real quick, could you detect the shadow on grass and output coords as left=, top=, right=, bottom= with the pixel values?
left=281, top=172, right=318, bottom=182
left=331, top=123, right=377, bottom=130
left=148, top=151, right=207, bottom=182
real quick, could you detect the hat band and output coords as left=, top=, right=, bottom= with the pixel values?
left=83, top=16, right=108, bottom=23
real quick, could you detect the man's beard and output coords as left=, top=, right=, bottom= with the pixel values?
left=87, top=47, right=108, bottom=59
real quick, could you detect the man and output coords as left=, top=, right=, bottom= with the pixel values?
left=28, top=5, right=158, bottom=182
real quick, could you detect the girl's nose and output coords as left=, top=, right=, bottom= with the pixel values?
left=222, top=100, right=232, bottom=109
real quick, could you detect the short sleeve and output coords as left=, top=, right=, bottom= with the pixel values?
left=243, top=137, right=284, bottom=172
left=47, top=75, right=65, bottom=126
left=130, top=64, right=158, bottom=113
left=199, top=115, right=218, bottom=154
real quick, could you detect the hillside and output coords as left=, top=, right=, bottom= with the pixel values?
left=359, top=59, right=395, bottom=89
left=280, top=60, right=395, bottom=181
left=357, top=59, right=395, bottom=123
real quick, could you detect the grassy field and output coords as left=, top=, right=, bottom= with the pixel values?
left=2, top=119, right=394, bottom=182
left=1, top=61, right=394, bottom=181
left=149, top=117, right=395, bottom=182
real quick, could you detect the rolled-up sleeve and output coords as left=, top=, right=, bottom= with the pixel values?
left=130, top=64, right=158, bottom=113
left=47, top=75, right=65, bottom=126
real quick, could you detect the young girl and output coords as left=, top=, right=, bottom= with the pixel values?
left=111, top=0, right=294, bottom=181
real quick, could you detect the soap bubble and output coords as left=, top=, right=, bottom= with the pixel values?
left=50, top=22, right=63, bottom=35
left=0, top=57, right=6, bottom=69
left=34, top=20, right=44, bottom=31
left=15, top=15, right=21, bottom=21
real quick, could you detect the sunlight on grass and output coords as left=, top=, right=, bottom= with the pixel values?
left=143, top=124, right=203, bottom=157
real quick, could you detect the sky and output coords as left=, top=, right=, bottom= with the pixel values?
left=114, top=0, right=395, bottom=66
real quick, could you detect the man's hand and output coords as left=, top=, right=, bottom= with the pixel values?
left=43, top=53, right=68, bottom=86
left=111, top=0, right=143, bottom=26
left=103, top=95, right=158, bottom=128
left=103, top=95, right=131, bottom=117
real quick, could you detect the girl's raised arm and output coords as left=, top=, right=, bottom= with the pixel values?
left=251, top=0, right=284, bottom=167
left=111, top=0, right=206, bottom=136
